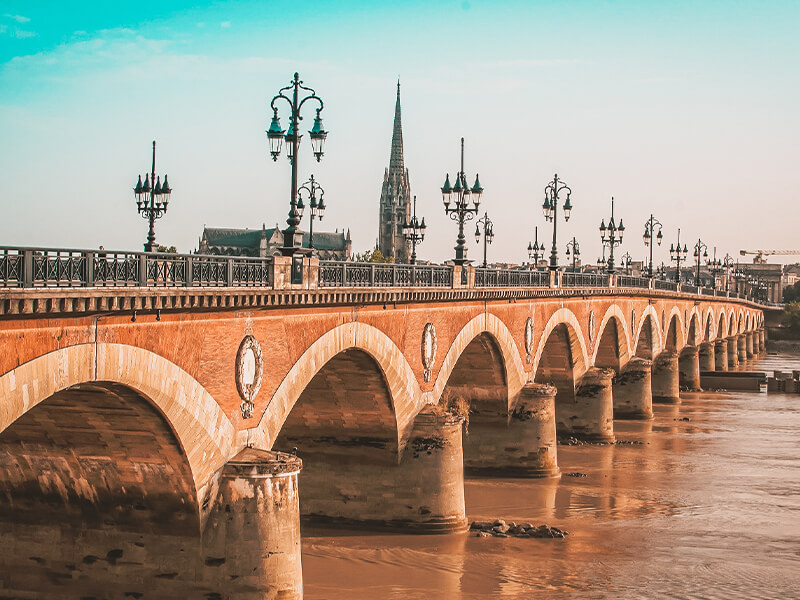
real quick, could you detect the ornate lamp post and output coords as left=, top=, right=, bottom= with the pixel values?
left=403, top=195, right=426, bottom=265
left=266, top=72, right=327, bottom=256
left=441, top=137, right=483, bottom=265
left=565, top=237, right=580, bottom=272
left=693, top=238, right=708, bottom=286
left=133, top=141, right=172, bottom=252
left=669, top=229, right=688, bottom=283
left=642, top=214, right=663, bottom=277
left=621, top=251, right=633, bottom=275
left=527, top=226, right=545, bottom=269
left=722, top=253, right=735, bottom=291
left=474, top=213, right=494, bottom=268
left=706, top=247, right=723, bottom=290
left=296, top=175, right=325, bottom=253
left=599, top=197, right=625, bottom=273
left=541, top=174, right=573, bottom=271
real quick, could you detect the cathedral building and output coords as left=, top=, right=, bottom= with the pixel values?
left=378, top=82, right=411, bottom=263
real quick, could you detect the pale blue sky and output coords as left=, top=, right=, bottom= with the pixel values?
left=1, top=1, right=798, bottom=265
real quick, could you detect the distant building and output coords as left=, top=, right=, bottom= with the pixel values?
left=197, top=224, right=351, bottom=260
left=378, top=82, right=411, bottom=264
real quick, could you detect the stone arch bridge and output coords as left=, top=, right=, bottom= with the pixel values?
left=0, top=250, right=767, bottom=598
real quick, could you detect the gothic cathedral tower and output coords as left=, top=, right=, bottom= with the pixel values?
left=378, top=82, right=411, bottom=263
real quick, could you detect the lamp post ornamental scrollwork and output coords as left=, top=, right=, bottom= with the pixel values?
left=133, top=140, right=172, bottom=253
left=541, top=174, right=573, bottom=271
left=403, top=195, right=427, bottom=265
left=475, top=212, right=494, bottom=268
left=441, top=137, right=483, bottom=265
left=642, top=214, right=663, bottom=277
left=669, top=228, right=688, bottom=283
left=266, top=72, right=328, bottom=256
left=599, top=197, right=625, bottom=274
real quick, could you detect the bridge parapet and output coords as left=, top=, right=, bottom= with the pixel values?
left=0, top=245, right=768, bottom=317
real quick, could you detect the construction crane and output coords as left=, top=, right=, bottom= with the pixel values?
left=739, top=249, right=800, bottom=264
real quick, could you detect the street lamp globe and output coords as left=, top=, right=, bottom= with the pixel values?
left=266, top=111, right=285, bottom=160
left=309, top=109, right=327, bottom=161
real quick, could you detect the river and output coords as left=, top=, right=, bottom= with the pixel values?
left=301, top=353, right=800, bottom=599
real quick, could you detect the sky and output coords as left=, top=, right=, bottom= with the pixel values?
left=1, top=0, right=799, bottom=267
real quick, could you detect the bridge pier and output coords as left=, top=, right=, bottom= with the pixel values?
left=727, top=337, right=739, bottom=368
left=678, top=346, right=701, bottom=390
left=714, top=339, right=729, bottom=371
left=759, top=329, right=766, bottom=353
left=745, top=332, right=755, bottom=358
left=203, top=449, right=303, bottom=600
left=612, top=358, right=654, bottom=420
left=464, top=383, right=560, bottom=477
left=699, top=342, right=715, bottom=371
left=560, top=368, right=615, bottom=442
left=737, top=334, right=747, bottom=363
left=652, top=350, right=681, bottom=403
left=291, top=407, right=467, bottom=533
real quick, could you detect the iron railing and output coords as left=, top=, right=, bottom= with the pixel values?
left=617, top=275, right=650, bottom=289
left=655, top=279, right=679, bottom=292
left=474, top=268, right=549, bottom=288
left=562, top=272, right=608, bottom=287
left=318, top=261, right=453, bottom=288
left=0, top=247, right=271, bottom=288
left=0, top=246, right=767, bottom=304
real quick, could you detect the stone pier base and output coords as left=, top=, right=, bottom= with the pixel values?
left=699, top=342, right=715, bottom=371
left=679, top=346, right=701, bottom=390
left=612, top=358, right=654, bottom=420
left=727, top=337, right=739, bottom=368
left=464, top=383, right=560, bottom=478
left=292, top=407, right=467, bottom=533
left=558, top=368, right=615, bottom=442
left=652, top=350, right=680, bottom=404
left=737, top=334, right=747, bottom=363
left=746, top=332, right=755, bottom=358
left=715, top=339, right=728, bottom=371
left=203, top=448, right=304, bottom=600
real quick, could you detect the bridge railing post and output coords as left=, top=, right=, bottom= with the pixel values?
left=306, top=256, right=319, bottom=289
left=550, top=270, right=559, bottom=288
left=84, top=251, right=95, bottom=287
left=22, top=249, right=33, bottom=287
left=185, top=255, right=193, bottom=287
left=370, top=264, right=376, bottom=286
left=227, top=258, right=234, bottom=287
left=138, top=254, right=148, bottom=286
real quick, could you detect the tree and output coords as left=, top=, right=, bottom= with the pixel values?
left=353, top=248, right=394, bottom=263
left=157, top=245, right=178, bottom=254
left=782, top=302, right=800, bottom=336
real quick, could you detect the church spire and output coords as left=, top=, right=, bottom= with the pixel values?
left=389, top=79, right=404, bottom=174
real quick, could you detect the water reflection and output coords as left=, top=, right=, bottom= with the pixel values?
left=302, top=353, right=800, bottom=599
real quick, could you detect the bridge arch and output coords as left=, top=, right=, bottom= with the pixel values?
left=0, top=343, right=236, bottom=501
left=253, top=321, right=423, bottom=453
left=718, top=308, right=728, bottom=338
left=665, top=306, right=686, bottom=350
left=686, top=309, right=702, bottom=346
left=433, top=312, right=525, bottom=410
left=532, top=308, right=590, bottom=381
left=633, top=304, right=664, bottom=359
left=592, top=304, right=632, bottom=370
left=738, top=310, right=745, bottom=334
left=704, top=308, right=716, bottom=341
left=729, top=312, right=737, bottom=336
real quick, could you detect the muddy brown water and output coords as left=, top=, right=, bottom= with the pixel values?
left=301, top=353, right=800, bottom=599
